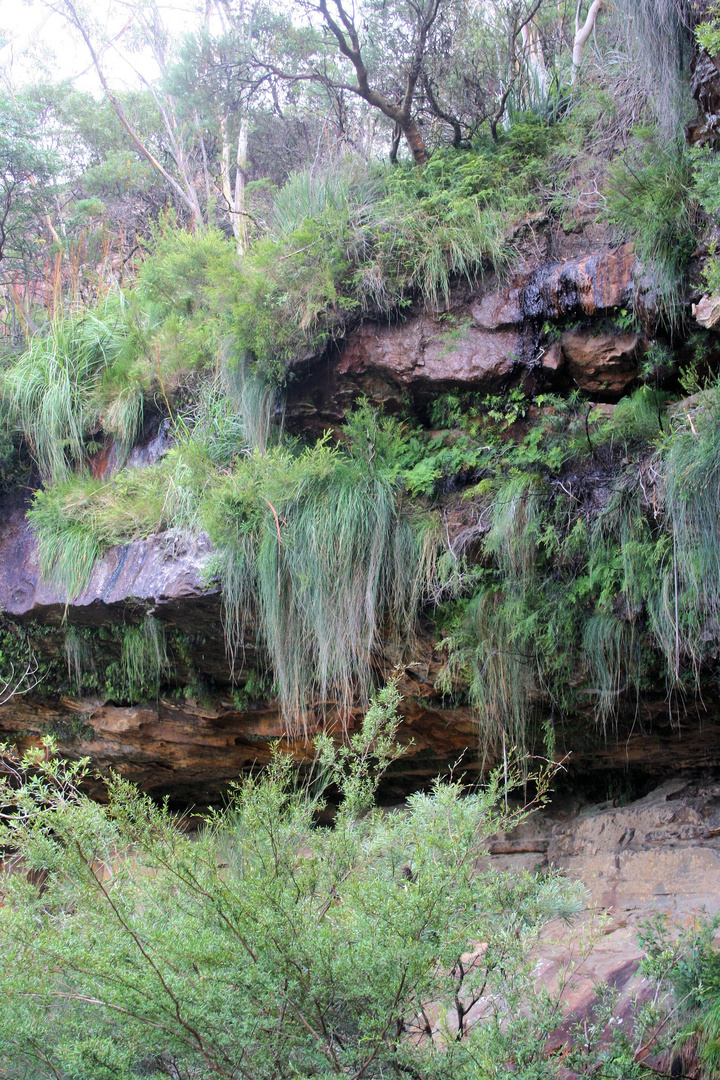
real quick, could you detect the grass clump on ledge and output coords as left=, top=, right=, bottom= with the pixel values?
left=207, top=432, right=437, bottom=731
left=5, top=227, right=234, bottom=486
left=27, top=400, right=437, bottom=731
left=231, top=122, right=551, bottom=383
left=5, top=302, right=140, bottom=486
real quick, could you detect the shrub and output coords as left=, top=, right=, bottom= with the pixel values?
left=0, top=686, right=583, bottom=1080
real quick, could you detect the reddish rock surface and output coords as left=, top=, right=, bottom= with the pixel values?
left=522, top=242, right=636, bottom=320
left=337, top=318, right=521, bottom=388
left=561, top=330, right=641, bottom=399
left=285, top=243, right=638, bottom=431
left=3, top=669, right=720, bottom=803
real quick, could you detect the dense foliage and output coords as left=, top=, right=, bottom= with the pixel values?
left=5, top=0, right=720, bottom=1071
left=0, top=688, right=590, bottom=1080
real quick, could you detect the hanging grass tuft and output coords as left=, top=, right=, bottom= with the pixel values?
left=6, top=300, right=142, bottom=486
left=208, top=440, right=436, bottom=732
left=120, top=616, right=170, bottom=700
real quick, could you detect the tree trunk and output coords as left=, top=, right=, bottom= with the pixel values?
left=59, top=0, right=203, bottom=223
left=572, top=0, right=603, bottom=84
left=389, top=122, right=402, bottom=164
left=221, top=115, right=248, bottom=254
left=233, top=117, right=248, bottom=255
left=221, top=115, right=234, bottom=228
left=400, top=117, right=429, bottom=165
left=522, top=20, right=549, bottom=97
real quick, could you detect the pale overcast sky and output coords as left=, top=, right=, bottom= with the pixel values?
left=0, top=0, right=206, bottom=94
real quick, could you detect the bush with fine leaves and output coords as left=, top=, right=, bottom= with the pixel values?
left=0, top=683, right=584, bottom=1080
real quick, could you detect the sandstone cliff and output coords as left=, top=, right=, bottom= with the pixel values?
left=3, top=230, right=720, bottom=804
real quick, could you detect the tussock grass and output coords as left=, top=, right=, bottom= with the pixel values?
left=657, top=391, right=720, bottom=675
left=606, top=133, right=695, bottom=327
left=6, top=304, right=135, bottom=485
left=209, top=440, right=436, bottom=731
left=29, top=407, right=436, bottom=727
left=27, top=447, right=211, bottom=600
left=610, top=385, right=669, bottom=443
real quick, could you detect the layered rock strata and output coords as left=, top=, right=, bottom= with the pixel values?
left=4, top=239, right=720, bottom=801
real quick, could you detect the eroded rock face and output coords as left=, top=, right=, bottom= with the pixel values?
left=0, top=677, right=481, bottom=805
left=688, top=48, right=720, bottom=145
left=337, top=318, right=522, bottom=389
left=3, top=662, right=720, bottom=802
left=5, top=237, right=710, bottom=806
left=560, top=330, right=641, bottom=399
left=693, top=292, right=720, bottom=329
left=0, top=490, right=217, bottom=626
left=474, top=779, right=720, bottom=1063
left=285, top=243, right=638, bottom=431
left=521, top=242, right=636, bottom=321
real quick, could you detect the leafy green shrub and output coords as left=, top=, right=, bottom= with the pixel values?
left=640, top=912, right=720, bottom=1075
left=696, top=2, right=720, bottom=58
left=0, top=687, right=584, bottom=1080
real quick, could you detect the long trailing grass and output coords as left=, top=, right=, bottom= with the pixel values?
left=439, top=386, right=720, bottom=756
left=221, top=352, right=280, bottom=454
left=582, top=614, right=637, bottom=734
left=615, top=0, right=695, bottom=129
left=464, top=585, right=541, bottom=758
left=64, top=627, right=95, bottom=695
left=605, top=132, right=696, bottom=329
left=437, top=474, right=554, bottom=757
left=657, top=388, right=720, bottom=677
left=28, top=401, right=437, bottom=726
left=208, top=438, right=437, bottom=730
left=121, top=615, right=170, bottom=700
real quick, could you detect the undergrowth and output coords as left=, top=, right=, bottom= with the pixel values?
left=605, top=131, right=696, bottom=329
left=221, top=117, right=556, bottom=382
left=28, top=361, right=720, bottom=756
